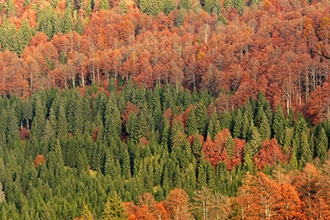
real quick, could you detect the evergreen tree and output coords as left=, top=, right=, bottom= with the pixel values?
left=272, top=104, right=285, bottom=144
left=100, top=0, right=110, bottom=10
left=80, top=205, right=94, bottom=220
left=258, top=112, right=271, bottom=140
left=16, top=19, right=34, bottom=55
left=299, top=131, right=313, bottom=169
left=176, top=9, right=185, bottom=26
left=102, top=192, right=127, bottom=220
left=57, top=104, right=68, bottom=138
left=315, top=127, right=328, bottom=162
left=195, top=103, right=208, bottom=136
left=180, top=0, right=191, bottom=10
left=5, top=0, right=16, bottom=17
left=163, top=0, right=176, bottom=15
left=37, top=5, right=61, bottom=38
left=75, top=14, right=84, bottom=34
left=232, top=109, right=243, bottom=138
left=233, top=0, right=245, bottom=15
left=6, top=105, right=19, bottom=145
left=0, top=18, right=17, bottom=53
left=186, top=108, right=198, bottom=136
left=207, top=112, right=221, bottom=140
left=62, top=8, right=74, bottom=34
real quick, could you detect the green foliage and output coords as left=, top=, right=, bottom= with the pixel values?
left=102, top=192, right=127, bottom=220
left=62, top=8, right=75, bottom=34
left=100, top=0, right=110, bottom=10
left=0, top=84, right=328, bottom=219
left=37, top=4, right=61, bottom=38
left=0, top=18, right=17, bottom=53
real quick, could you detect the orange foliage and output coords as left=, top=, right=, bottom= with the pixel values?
left=34, top=155, right=45, bottom=168
left=254, top=138, right=290, bottom=170
left=236, top=172, right=303, bottom=219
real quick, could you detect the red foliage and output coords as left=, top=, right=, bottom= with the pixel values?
left=202, top=129, right=246, bottom=170
left=92, top=128, right=99, bottom=141
left=254, top=138, right=290, bottom=170
left=121, top=101, right=140, bottom=124
left=19, top=128, right=30, bottom=140
left=34, top=155, right=45, bottom=168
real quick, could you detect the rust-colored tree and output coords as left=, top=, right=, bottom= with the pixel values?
left=164, top=188, right=192, bottom=220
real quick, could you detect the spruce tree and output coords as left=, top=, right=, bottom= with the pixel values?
left=186, top=108, right=198, bottom=136
left=299, top=131, right=312, bottom=169
left=100, top=0, right=110, bottom=10
left=102, top=192, right=127, bottom=220
left=315, top=127, right=328, bottom=162
left=272, top=104, right=285, bottom=144
left=195, top=103, right=208, bottom=136
left=16, top=19, right=34, bottom=55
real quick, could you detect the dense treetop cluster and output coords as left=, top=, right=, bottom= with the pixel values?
left=0, top=0, right=330, bottom=218
left=0, top=0, right=329, bottom=122
left=0, top=84, right=329, bottom=218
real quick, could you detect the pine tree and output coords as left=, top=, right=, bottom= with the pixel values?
left=16, top=19, right=34, bottom=55
left=62, top=8, right=74, bottom=34
left=180, top=0, right=191, bottom=10
left=176, top=9, right=185, bottom=26
left=195, top=103, right=208, bottom=136
left=80, top=205, right=94, bottom=220
left=100, top=0, right=110, bottom=10
left=232, top=109, right=243, bottom=138
left=299, top=131, right=313, bottom=169
left=315, top=127, right=328, bottom=162
left=37, top=5, right=61, bottom=38
left=102, top=192, right=127, bottom=220
left=163, top=0, right=176, bottom=15
left=272, top=104, right=285, bottom=144
left=186, top=108, right=198, bottom=136
left=0, top=17, right=17, bottom=53
left=233, top=0, right=245, bottom=15
left=258, top=112, right=271, bottom=140
left=57, top=104, right=68, bottom=138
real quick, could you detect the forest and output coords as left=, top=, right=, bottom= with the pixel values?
left=0, top=0, right=329, bottom=219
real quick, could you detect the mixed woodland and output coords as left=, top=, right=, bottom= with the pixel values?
left=0, top=0, right=330, bottom=218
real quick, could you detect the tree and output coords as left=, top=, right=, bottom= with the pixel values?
left=0, top=183, right=6, bottom=203
left=272, top=104, right=285, bottom=145
left=235, top=172, right=302, bottom=219
left=16, top=19, right=34, bottom=55
left=62, top=8, right=75, bottom=34
left=314, top=127, right=328, bottom=162
left=191, top=187, right=231, bottom=220
left=292, top=163, right=330, bottom=219
left=165, top=188, right=192, bottom=220
left=79, top=205, right=95, bottom=220
left=102, top=192, right=127, bottom=220
left=100, top=0, right=110, bottom=10
left=37, top=4, right=61, bottom=38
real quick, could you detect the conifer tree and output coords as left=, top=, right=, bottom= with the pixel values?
left=80, top=205, right=94, bottom=220
left=102, top=192, right=127, bottom=220
left=37, top=5, right=61, bottom=38
left=100, top=0, right=110, bottom=10
left=272, top=104, right=285, bottom=144
left=195, top=103, right=208, bottom=136
left=0, top=18, right=17, bottom=53
left=315, top=127, right=328, bottom=162
left=299, top=131, right=313, bottom=169
left=232, top=109, right=243, bottom=138
left=186, top=108, right=198, bottom=136
left=16, top=19, right=34, bottom=55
